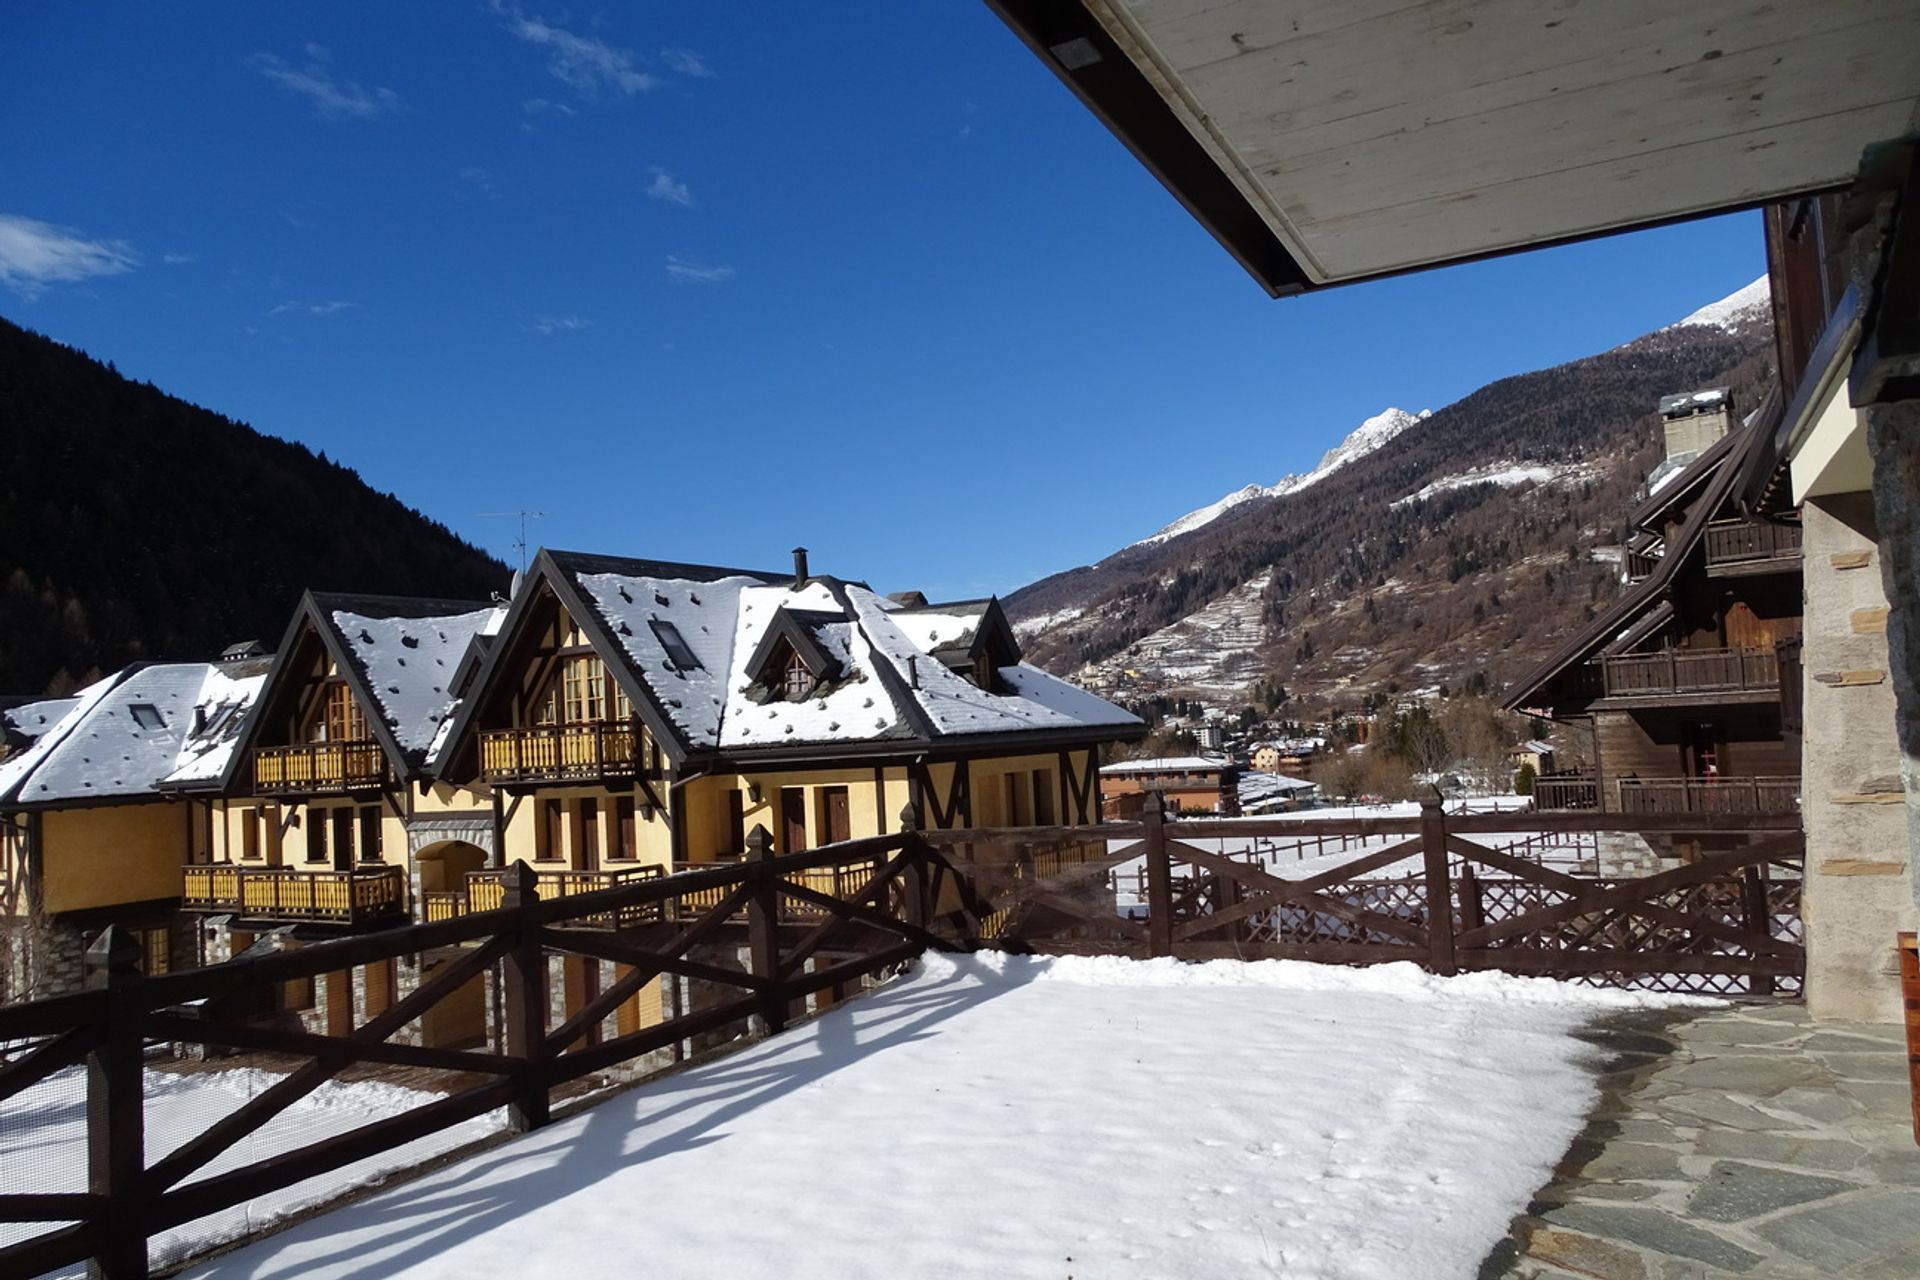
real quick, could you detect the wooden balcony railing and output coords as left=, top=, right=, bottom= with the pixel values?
left=252, top=741, right=390, bottom=795
left=466, top=863, right=664, bottom=928
left=1625, top=549, right=1661, bottom=582
left=1616, top=776, right=1800, bottom=816
left=1705, top=518, right=1802, bottom=572
left=1532, top=773, right=1600, bottom=811
left=479, top=720, right=655, bottom=784
left=668, top=858, right=883, bottom=921
left=1601, top=647, right=1780, bottom=699
left=181, top=863, right=407, bottom=924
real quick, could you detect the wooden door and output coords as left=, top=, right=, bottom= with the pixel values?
left=818, top=787, right=851, bottom=846
left=781, top=788, right=808, bottom=853
left=330, top=808, right=353, bottom=872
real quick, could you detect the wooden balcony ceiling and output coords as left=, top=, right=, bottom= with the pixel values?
left=1591, top=687, right=1783, bottom=712
left=989, top=1, right=1920, bottom=294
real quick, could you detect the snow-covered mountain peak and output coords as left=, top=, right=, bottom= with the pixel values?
left=1131, top=407, right=1431, bottom=549
left=1667, top=276, right=1770, bottom=333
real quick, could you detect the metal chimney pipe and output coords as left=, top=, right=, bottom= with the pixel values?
left=792, top=546, right=809, bottom=586
left=908, top=655, right=919, bottom=689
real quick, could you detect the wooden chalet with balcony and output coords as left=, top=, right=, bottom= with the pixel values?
left=1506, top=386, right=1802, bottom=830
left=189, top=593, right=504, bottom=938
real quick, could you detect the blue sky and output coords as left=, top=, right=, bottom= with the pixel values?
left=2, top=2, right=1766, bottom=600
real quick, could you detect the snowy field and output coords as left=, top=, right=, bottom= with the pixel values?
left=1, top=1065, right=506, bottom=1275
left=180, top=953, right=1697, bottom=1280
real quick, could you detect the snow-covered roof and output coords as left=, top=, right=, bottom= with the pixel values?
left=1658, top=387, right=1730, bottom=417
left=1100, top=756, right=1231, bottom=775
left=517, top=550, right=1142, bottom=761
left=332, top=605, right=504, bottom=766
left=0, top=662, right=268, bottom=807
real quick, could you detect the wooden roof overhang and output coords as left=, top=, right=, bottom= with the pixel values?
left=985, top=0, right=1920, bottom=296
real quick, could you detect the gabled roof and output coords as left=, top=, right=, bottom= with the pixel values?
left=886, top=598, right=1022, bottom=669
left=220, top=592, right=498, bottom=789
left=1628, top=425, right=1745, bottom=531
left=440, top=548, right=1144, bottom=772
left=1502, top=392, right=1786, bottom=716
left=1, top=661, right=268, bottom=809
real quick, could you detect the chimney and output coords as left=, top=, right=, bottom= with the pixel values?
left=1657, top=387, right=1733, bottom=462
left=908, top=655, right=919, bottom=690
left=791, top=546, right=809, bottom=587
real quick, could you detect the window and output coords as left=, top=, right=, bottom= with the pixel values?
left=578, top=798, right=600, bottom=868
left=307, top=811, right=329, bottom=864
left=783, top=651, right=814, bottom=700
left=331, top=808, right=354, bottom=867
left=129, top=703, right=166, bottom=731
left=535, top=654, right=632, bottom=725
left=241, top=809, right=261, bottom=860
left=309, top=682, right=368, bottom=743
left=726, top=789, right=747, bottom=853
left=612, top=796, right=636, bottom=860
left=1032, top=770, right=1055, bottom=825
left=358, top=806, right=383, bottom=862
left=537, top=798, right=565, bottom=860
left=649, top=619, right=702, bottom=670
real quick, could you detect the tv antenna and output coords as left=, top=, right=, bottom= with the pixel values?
left=478, top=510, right=547, bottom=574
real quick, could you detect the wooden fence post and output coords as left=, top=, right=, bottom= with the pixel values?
left=1142, top=795, right=1173, bottom=958
left=1740, top=863, right=1776, bottom=996
left=1456, top=864, right=1484, bottom=939
left=745, top=826, right=786, bottom=1035
left=500, top=862, right=549, bottom=1132
left=1420, top=797, right=1456, bottom=977
left=898, top=803, right=930, bottom=932
left=85, top=923, right=148, bottom=1280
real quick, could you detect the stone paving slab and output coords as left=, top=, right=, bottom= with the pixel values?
left=1489, top=1004, right=1920, bottom=1280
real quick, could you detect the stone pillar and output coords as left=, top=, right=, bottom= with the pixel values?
left=1865, top=400, right=1920, bottom=911
left=1801, top=496, right=1917, bottom=1020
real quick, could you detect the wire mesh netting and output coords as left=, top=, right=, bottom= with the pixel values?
left=0, top=1034, right=90, bottom=1276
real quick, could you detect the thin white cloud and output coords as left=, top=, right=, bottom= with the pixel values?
left=267, top=299, right=357, bottom=318
left=661, top=47, right=713, bottom=78
left=665, top=254, right=733, bottom=285
left=0, top=213, right=137, bottom=297
left=460, top=167, right=501, bottom=199
left=246, top=47, right=402, bottom=120
left=161, top=252, right=195, bottom=265
left=647, top=167, right=692, bottom=206
left=494, top=4, right=657, bottom=96
left=528, top=313, right=592, bottom=335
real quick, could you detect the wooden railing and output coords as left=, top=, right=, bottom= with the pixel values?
left=6, top=806, right=1807, bottom=1278
left=1705, top=518, right=1802, bottom=570
left=252, top=741, right=389, bottom=795
left=1625, top=548, right=1661, bottom=581
left=1616, top=776, right=1800, bottom=816
left=467, top=863, right=664, bottom=928
left=181, top=863, right=407, bottom=924
left=1601, top=647, right=1780, bottom=698
left=479, top=720, right=654, bottom=783
left=1532, top=773, right=1600, bottom=811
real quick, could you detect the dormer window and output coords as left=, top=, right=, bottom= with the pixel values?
left=129, top=704, right=166, bottom=731
left=971, top=653, right=994, bottom=689
left=535, top=654, right=632, bottom=726
left=784, top=651, right=815, bottom=700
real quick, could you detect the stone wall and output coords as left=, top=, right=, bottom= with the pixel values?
left=1799, top=495, right=1917, bottom=1021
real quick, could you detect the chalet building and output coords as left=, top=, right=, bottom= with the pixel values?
left=177, top=592, right=503, bottom=1044
left=1505, top=386, right=1803, bottom=839
left=1099, top=756, right=1240, bottom=817
left=0, top=656, right=266, bottom=1001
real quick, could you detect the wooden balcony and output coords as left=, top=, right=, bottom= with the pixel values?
left=1705, top=518, right=1802, bottom=576
left=1599, top=647, right=1780, bottom=705
left=668, top=859, right=880, bottom=921
left=181, top=863, right=407, bottom=924
left=1533, top=773, right=1600, bottom=811
left=465, top=862, right=664, bottom=928
left=253, top=741, right=390, bottom=796
left=479, top=720, right=656, bottom=785
left=1616, top=775, right=1800, bottom=816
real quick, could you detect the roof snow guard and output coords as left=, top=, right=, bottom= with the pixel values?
left=441, top=549, right=1143, bottom=770
left=985, top=0, right=1920, bottom=295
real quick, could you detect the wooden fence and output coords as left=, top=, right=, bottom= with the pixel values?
left=0, top=803, right=1803, bottom=1278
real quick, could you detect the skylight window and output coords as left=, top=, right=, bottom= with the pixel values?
left=649, top=619, right=702, bottom=670
left=128, top=704, right=165, bottom=731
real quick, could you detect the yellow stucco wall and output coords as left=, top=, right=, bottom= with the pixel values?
left=41, top=802, right=194, bottom=914
left=499, top=783, right=676, bottom=870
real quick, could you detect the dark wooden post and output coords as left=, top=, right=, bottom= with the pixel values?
left=1740, top=863, right=1776, bottom=996
left=1455, top=864, right=1484, bottom=938
left=85, top=924, right=148, bottom=1280
left=898, top=803, right=929, bottom=932
left=500, top=861, right=549, bottom=1132
left=1142, top=795, right=1173, bottom=958
left=746, top=825, right=786, bottom=1035
left=1419, top=796, right=1455, bottom=977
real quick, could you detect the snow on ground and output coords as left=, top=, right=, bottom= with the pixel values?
left=3, top=1066, right=505, bottom=1276
left=1665, top=275, right=1769, bottom=333
left=180, top=954, right=1696, bottom=1280
left=1390, top=461, right=1594, bottom=511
